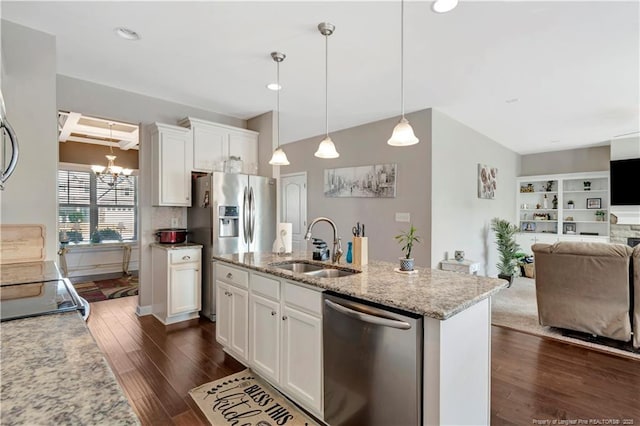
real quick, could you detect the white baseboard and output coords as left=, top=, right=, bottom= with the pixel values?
left=136, top=305, right=152, bottom=316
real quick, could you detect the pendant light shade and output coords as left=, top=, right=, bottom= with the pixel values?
left=388, top=117, right=419, bottom=146
left=315, top=22, right=339, bottom=159
left=269, top=147, right=289, bottom=165
left=388, top=0, right=419, bottom=147
left=268, top=51, right=290, bottom=166
left=314, top=135, right=339, bottom=158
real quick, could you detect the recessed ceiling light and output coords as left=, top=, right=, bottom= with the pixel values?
left=506, top=98, right=519, bottom=103
left=114, top=27, right=141, bottom=41
left=432, top=0, right=458, bottom=14
left=266, top=83, right=282, bottom=91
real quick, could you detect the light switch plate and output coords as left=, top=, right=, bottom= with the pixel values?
left=395, top=212, right=410, bottom=222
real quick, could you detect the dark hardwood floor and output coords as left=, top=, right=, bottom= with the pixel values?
left=88, top=297, right=640, bottom=425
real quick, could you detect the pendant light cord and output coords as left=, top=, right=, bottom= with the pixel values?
left=276, top=59, right=280, bottom=149
left=400, top=0, right=405, bottom=119
left=325, top=32, right=329, bottom=138
left=109, top=123, right=114, bottom=154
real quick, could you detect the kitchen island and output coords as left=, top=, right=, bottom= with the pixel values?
left=0, top=261, right=139, bottom=425
left=213, top=252, right=508, bottom=425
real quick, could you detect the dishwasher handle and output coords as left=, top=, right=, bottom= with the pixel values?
left=324, top=299, right=412, bottom=330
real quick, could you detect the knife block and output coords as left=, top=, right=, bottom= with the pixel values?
left=352, top=237, right=368, bottom=267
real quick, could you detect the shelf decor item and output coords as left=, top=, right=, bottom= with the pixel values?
left=595, top=210, right=606, bottom=221
left=490, top=218, right=520, bottom=287
left=567, top=200, right=575, bottom=209
left=583, top=181, right=591, bottom=191
left=586, top=198, right=601, bottom=209
left=395, top=224, right=420, bottom=271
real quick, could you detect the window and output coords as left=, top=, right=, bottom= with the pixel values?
left=58, top=169, right=137, bottom=243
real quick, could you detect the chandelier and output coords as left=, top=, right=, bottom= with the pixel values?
left=91, top=122, right=132, bottom=187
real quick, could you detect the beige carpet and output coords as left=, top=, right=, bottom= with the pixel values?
left=189, top=369, right=321, bottom=426
left=492, top=277, right=640, bottom=360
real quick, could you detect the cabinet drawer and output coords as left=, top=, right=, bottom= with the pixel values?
left=217, top=263, right=249, bottom=289
left=284, top=282, right=322, bottom=316
left=251, top=273, right=280, bottom=300
left=169, top=249, right=201, bottom=265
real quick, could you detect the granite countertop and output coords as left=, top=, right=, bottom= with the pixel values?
left=0, top=260, right=63, bottom=285
left=1, top=312, right=139, bottom=425
left=150, top=242, right=203, bottom=250
left=212, top=252, right=508, bottom=320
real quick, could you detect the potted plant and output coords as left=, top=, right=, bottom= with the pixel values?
left=595, top=210, right=606, bottom=221
left=490, top=218, right=520, bottom=287
left=395, top=224, right=420, bottom=271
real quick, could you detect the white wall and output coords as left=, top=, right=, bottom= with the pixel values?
left=1, top=21, right=58, bottom=261
left=431, top=109, right=519, bottom=276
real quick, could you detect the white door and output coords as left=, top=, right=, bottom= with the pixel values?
left=249, top=293, right=281, bottom=383
left=280, top=173, right=307, bottom=252
left=281, top=305, right=323, bottom=414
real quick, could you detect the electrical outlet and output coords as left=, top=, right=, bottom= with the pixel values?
left=395, top=212, right=410, bottom=223
left=171, top=218, right=179, bottom=228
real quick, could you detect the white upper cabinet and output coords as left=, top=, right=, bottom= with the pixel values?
left=179, top=117, right=259, bottom=175
left=149, top=123, right=192, bottom=207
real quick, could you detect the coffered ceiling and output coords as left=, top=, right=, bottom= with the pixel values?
left=3, top=1, right=639, bottom=154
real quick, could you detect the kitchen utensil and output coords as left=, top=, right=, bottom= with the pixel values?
left=352, top=222, right=361, bottom=236
left=155, top=228, right=188, bottom=244
left=361, top=224, right=365, bottom=237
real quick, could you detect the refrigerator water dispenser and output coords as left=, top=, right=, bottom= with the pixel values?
left=218, top=206, right=239, bottom=237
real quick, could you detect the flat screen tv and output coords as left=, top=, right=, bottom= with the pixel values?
left=610, top=158, right=640, bottom=205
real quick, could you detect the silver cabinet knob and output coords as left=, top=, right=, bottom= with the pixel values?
left=271, top=311, right=277, bottom=316
left=226, top=272, right=233, bottom=279
left=182, top=255, right=191, bottom=260
left=282, top=315, right=288, bottom=321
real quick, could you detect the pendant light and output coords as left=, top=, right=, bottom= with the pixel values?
left=315, top=22, right=339, bottom=159
left=388, top=0, right=419, bottom=146
left=268, top=51, right=290, bottom=166
left=91, top=123, right=132, bottom=187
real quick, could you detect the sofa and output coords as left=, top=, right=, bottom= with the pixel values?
left=532, top=241, right=639, bottom=349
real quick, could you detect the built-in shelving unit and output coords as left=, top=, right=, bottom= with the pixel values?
left=516, top=171, right=610, bottom=250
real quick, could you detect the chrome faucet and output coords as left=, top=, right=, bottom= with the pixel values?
left=305, top=217, right=343, bottom=264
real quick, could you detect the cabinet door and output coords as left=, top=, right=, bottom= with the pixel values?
left=230, top=285, right=249, bottom=362
left=168, top=263, right=201, bottom=316
left=192, top=124, right=228, bottom=172
left=249, top=293, right=280, bottom=383
left=281, top=305, right=322, bottom=414
left=156, top=128, right=190, bottom=206
left=229, top=130, right=258, bottom=175
left=216, top=281, right=231, bottom=347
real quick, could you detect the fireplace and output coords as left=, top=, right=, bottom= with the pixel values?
left=628, top=237, right=640, bottom=247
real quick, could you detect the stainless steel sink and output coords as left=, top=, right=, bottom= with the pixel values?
left=269, top=260, right=360, bottom=278
left=271, top=261, right=325, bottom=273
left=304, top=268, right=359, bottom=278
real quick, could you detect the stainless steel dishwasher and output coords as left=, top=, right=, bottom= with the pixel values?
left=323, top=291, right=423, bottom=426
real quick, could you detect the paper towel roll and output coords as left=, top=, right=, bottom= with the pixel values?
left=277, top=223, right=293, bottom=254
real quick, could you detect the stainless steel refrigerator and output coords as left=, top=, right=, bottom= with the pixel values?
left=188, top=172, right=276, bottom=320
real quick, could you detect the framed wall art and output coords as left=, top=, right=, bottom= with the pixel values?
left=324, top=163, right=397, bottom=198
left=478, top=164, right=498, bottom=199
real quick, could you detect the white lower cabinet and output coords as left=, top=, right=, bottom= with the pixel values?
left=216, top=280, right=249, bottom=363
left=281, top=304, right=322, bottom=413
left=216, top=265, right=323, bottom=419
left=152, top=246, right=202, bottom=325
